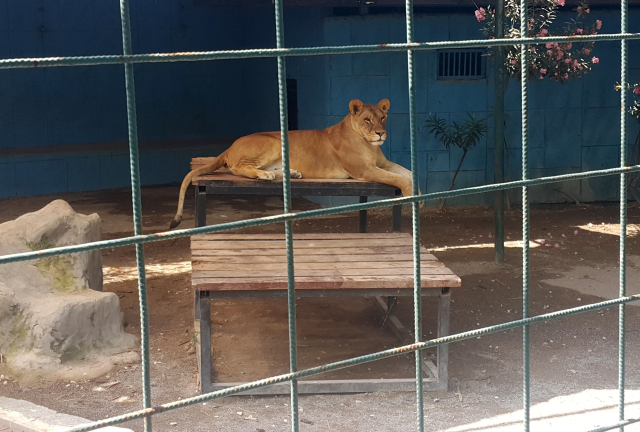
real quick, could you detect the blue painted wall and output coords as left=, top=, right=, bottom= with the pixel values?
left=0, top=3, right=638, bottom=205
left=310, top=10, right=640, bottom=206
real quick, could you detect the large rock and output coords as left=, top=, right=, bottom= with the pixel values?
left=0, top=200, right=137, bottom=381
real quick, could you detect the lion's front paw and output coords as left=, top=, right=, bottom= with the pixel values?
left=290, top=170, right=303, bottom=179
left=257, top=171, right=276, bottom=180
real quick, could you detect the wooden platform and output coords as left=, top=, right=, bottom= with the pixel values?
left=190, top=159, right=404, bottom=232
left=191, top=233, right=460, bottom=291
left=191, top=232, right=461, bottom=395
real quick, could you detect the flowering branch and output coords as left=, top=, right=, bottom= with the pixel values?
left=475, top=1, right=602, bottom=82
left=615, top=81, right=640, bottom=120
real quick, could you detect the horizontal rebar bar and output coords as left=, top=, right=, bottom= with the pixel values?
left=61, top=292, right=640, bottom=432
left=0, top=33, right=639, bottom=70
left=586, top=417, right=640, bottom=432
left=0, top=164, right=638, bottom=266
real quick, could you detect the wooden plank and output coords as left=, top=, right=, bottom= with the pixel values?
left=191, top=254, right=437, bottom=263
left=193, top=275, right=462, bottom=290
left=192, top=267, right=455, bottom=278
left=190, top=239, right=412, bottom=249
left=192, top=261, right=444, bottom=271
left=204, top=378, right=444, bottom=395
left=191, top=171, right=374, bottom=184
left=191, top=246, right=430, bottom=256
left=193, top=232, right=408, bottom=241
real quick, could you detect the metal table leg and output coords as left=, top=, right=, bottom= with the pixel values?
left=392, top=190, right=402, bottom=232
left=359, top=196, right=367, bottom=233
left=194, top=185, right=207, bottom=320
left=196, top=185, right=207, bottom=228
left=196, top=291, right=212, bottom=394
left=437, top=287, right=451, bottom=390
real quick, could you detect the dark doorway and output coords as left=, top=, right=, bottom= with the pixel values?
left=287, top=78, right=298, bottom=131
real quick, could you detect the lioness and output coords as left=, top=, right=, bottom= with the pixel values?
left=170, top=98, right=417, bottom=229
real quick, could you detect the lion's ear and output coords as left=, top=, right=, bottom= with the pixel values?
left=378, top=99, right=390, bottom=113
left=349, top=99, right=364, bottom=115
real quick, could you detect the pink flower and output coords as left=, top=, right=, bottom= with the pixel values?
left=511, top=59, right=518, bottom=65
left=475, top=8, right=486, bottom=22
left=555, top=0, right=565, bottom=5
left=583, top=48, right=591, bottom=55
left=532, top=64, right=538, bottom=69
left=554, top=243, right=560, bottom=248
left=540, top=28, right=549, bottom=36
left=586, top=8, right=590, bottom=13
left=573, top=60, right=579, bottom=67
left=574, top=230, right=579, bottom=235
left=592, top=56, right=600, bottom=64
left=596, top=20, right=602, bottom=30
left=575, top=28, right=583, bottom=34
left=635, top=88, right=640, bottom=95
left=555, top=72, right=559, bottom=76
left=579, top=66, right=584, bottom=71
left=540, top=68, right=547, bottom=74
left=564, top=74, right=569, bottom=79
left=565, top=59, right=571, bottom=64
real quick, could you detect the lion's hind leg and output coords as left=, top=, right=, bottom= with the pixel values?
left=230, top=166, right=302, bottom=180
left=229, top=165, right=276, bottom=180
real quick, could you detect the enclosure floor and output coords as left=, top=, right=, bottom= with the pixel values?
left=0, top=187, right=639, bottom=432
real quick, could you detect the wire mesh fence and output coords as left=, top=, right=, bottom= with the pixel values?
left=0, top=0, right=639, bottom=431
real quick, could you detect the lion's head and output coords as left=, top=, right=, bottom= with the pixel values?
left=348, top=99, right=390, bottom=146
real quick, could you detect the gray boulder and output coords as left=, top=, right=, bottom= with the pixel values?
left=0, top=200, right=138, bottom=381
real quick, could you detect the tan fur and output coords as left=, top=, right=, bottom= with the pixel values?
left=170, top=99, right=418, bottom=229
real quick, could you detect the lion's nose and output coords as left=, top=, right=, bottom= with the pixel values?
left=375, top=131, right=385, bottom=138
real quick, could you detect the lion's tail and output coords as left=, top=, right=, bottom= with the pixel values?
left=169, top=152, right=227, bottom=229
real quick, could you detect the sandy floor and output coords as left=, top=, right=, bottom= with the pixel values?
left=0, top=186, right=639, bottom=432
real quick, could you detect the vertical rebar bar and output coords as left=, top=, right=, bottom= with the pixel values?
left=273, top=1, right=298, bottom=431
left=618, top=0, right=628, bottom=429
left=519, top=0, right=531, bottom=430
left=405, top=0, right=424, bottom=430
left=493, top=0, right=506, bottom=265
left=118, top=0, right=151, bottom=430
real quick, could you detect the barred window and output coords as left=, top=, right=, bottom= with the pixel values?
left=437, top=50, right=486, bottom=80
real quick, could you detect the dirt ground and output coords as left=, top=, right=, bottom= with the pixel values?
left=0, top=186, right=639, bottom=432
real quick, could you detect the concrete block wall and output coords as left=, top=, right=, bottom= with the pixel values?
left=315, top=10, right=640, bottom=206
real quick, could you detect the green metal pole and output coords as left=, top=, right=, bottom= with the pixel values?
left=618, top=0, right=628, bottom=428
left=272, top=2, right=299, bottom=431
left=404, top=0, right=424, bottom=430
left=519, top=0, right=531, bottom=429
left=118, top=0, right=152, bottom=430
left=493, top=0, right=506, bottom=265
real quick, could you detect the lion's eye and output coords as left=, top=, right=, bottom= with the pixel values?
left=364, top=118, right=371, bottom=123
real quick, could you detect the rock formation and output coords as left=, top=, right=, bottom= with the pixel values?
left=0, top=200, right=138, bottom=381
